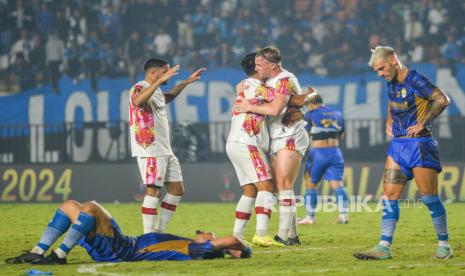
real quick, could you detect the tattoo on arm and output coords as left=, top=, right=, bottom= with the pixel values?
left=421, top=88, right=450, bottom=125
left=384, top=169, right=408, bottom=185
left=164, top=81, right=189, bottom=103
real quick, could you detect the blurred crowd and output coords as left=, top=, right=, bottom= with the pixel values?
left=0, top=0, right=464, bottom=92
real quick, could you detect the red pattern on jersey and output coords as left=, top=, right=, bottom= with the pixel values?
left=240, top=83, right=275, bottom=137
left=286, top=138, right=296, bottom=151
left=247, top=145, right=269, bottom=181
left=129, top=84, right=156, bottom=149
left=275, top=77, right=297, bottom=96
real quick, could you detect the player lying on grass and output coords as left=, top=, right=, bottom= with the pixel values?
left=6, top=200, right=252, bottom=265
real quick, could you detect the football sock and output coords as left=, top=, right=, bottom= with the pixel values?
left=155, top=193, right=182, bottom=233
left=255, top=191, right=273, bottom=237
left=141, top=195, right=159, bottom=233
left=33, top=208, right=71, bottom=255
left=379, top=199, right=399, bottom=246
left=335, top=186, right=349, bottom=218
left=304, top=188, right=317, bottom=218
left=278, top=190, right=296, bottom=240
left=56, top=212, right=95, bottom=258
left=233, top=195, right=255, bottom=239
left=422, top=195, right=449, bottom=247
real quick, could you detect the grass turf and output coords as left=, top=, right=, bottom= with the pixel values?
left=0, top=202, right=464, bottom=275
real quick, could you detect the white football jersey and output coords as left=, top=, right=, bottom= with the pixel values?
left=227, top=78, right=272, bottom=150
left=129, top=80, right=173, bottom=157
left=266, top=70, right=306, bottom=139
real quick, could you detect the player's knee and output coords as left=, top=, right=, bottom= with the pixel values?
left=81, top=201, right=99, bottom=215
left=145, top=186, right=161, bottom=197
left=167, top=182, right=184, bottom=196
left=59, top=200, right=82, bottom=212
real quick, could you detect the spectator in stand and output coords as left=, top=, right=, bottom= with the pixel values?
left=45, top=31, right=65, bottom=93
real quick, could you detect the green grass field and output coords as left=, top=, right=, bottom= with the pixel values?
left=0, top=202, right=464, bottom=275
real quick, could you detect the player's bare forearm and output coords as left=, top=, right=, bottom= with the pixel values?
left=247, top=95, right=288, bottom=116
left=288, top=90, right=318, bottom=107
left=164, top=80, right=189, bottom=103
left=132, top=80, right=163, bottom=106
left=211, top=236, right=246, bottom=251
left=420, top=88, right=450, bottom=125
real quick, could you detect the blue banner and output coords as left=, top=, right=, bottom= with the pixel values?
left=1, top=64, right=464, bottom=127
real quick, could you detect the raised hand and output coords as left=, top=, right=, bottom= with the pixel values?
left=187, top=68, right=207, bottom=83
left=159, top=65, right=180, bottom=83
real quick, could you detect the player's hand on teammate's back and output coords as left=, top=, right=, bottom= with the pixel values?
left=187, top=68, right=207, bottom=83
left=234, top=98, right=251, bottom=113
left=406, top=122, right=425, bottom=137
left=159, top=65, right=180, bottom=83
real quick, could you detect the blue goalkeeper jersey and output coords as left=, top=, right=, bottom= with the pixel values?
left=387, top=70, right=436, bottom=137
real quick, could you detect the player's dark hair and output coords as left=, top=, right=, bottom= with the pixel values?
left=144, top=58, right=168, bottom=72
left=310, top=94, right=323, bottom=105
left=241, top=52, right=256, bottom=76
left=257, top=46, right=281, bottom=64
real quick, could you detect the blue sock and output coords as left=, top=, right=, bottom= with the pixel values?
left=36, top=208, right=71, bottom=252
left=304, top=189, right=318, bottom=217
left=335, top=187, right=349, bottom=214
left=58, top=212, right=96, bottom=255
left=380, top=200, right=399, bottom=245
left=422, top=195, right=449, bottom=242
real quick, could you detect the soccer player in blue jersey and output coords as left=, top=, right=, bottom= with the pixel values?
left=5, top=200, right=252, bottom=264
left=298, top=94, right=349, bottom=225
left=353, top=46, right=452, bottom=260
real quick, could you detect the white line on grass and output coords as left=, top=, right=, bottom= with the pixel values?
left=77, top=263, right=126, bottom=276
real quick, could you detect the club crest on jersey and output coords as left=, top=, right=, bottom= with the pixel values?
left=401, top=88, right=407, bottom=98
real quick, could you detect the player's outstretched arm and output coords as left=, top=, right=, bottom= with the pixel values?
left=133, top=65, right=180, bottom=106
left=211, top=236, right=252, bottom=259
left=406, top=88, right=450, bottom=137
left=165, top=68, right=206, bottom=103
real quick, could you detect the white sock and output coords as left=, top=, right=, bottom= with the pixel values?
left=379, top=240, right=391, bottom=248
left=255, top=191, right=274, bottom=237
left=54, top=248, right=67, bottom=258
left=142, top=195, right=159, bottom=234
left=31, top=246, right=45, bottom=255
left=233, top=195, right=255, bottom=239
left=288, top=213, right=297, bottom=239
left=439, top=240, right=450, bottom=248
left=278, top=190, right=296, bottom=240
left=154, top=193, right=181, bottom=233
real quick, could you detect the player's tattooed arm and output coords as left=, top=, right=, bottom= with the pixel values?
left=164, top=68, right=206, bottom=103
left=406, top=88, right=450, bottom=137
left=288, top=87, right=318, bottom=107
left=132, top=65, right=180, bottom=106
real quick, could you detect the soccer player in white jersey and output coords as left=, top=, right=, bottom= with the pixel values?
left=227, top=53, right=283, bottom=247
left=235, top=46, right=313, bottom=246
left=129, top=58, right=205, bottom=234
